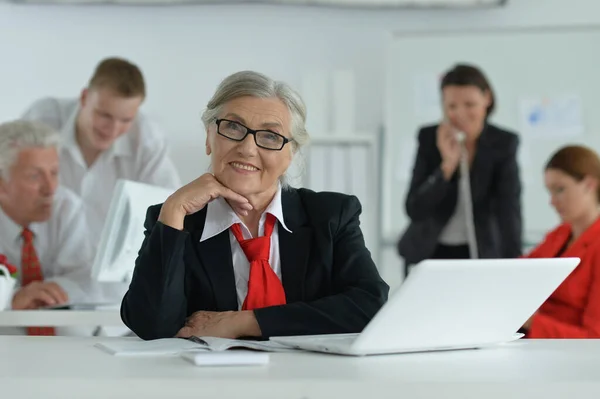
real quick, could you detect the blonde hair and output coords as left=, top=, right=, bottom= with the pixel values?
left=88, top=57, right=146, bottom=98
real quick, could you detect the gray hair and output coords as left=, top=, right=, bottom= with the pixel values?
left=0, top=120, right=60, bottom=179
left=201, top=71, right=310, bottom=186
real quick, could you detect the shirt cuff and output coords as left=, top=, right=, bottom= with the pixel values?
left=45, top=276, right=87, bottom=304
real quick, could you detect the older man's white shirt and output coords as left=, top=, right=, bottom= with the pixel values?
left=21, top=97, right=182, bottom=246
left=0, top=186, right=94, bottom=335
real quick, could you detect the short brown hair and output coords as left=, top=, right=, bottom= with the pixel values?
left=88, top=57, right=146, bottom=98
left=441, top=64, right=495, bottom=116
left=546, top=145, right=600, bottom=201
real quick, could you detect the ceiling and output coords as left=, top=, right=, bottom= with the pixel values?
left=4, top=0, right=508, bottom=8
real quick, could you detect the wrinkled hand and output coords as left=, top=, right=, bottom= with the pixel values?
left=12, top=281, right=68, bottom=310
left=174, top=173, right=252, bottom=216
left=175, top=310, right=261, bottom=339
left=159, top=174, right=253, bottom=230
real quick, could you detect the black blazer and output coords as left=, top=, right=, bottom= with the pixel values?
left=121, top=188, right=389, bottom=340
left=398, top=123, right=523, bottom=264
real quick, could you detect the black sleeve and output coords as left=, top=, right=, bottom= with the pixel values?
left=492, top=134, right=523, bottom=258
left=253, top=196, right=389, bottom=338
left=120, top=205, right=189, bottom=340
left=405, top=128, right=453, bottom=221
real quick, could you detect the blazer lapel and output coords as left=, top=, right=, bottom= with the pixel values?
left=469, top=124, right=491, bottom=200
left=563, top=217, right=600, bottom=257
left=187, top=211, right=238, bottom=311
left=278, top=188, right=312, bottom=303
left=279, top=226, right=311, bottom=303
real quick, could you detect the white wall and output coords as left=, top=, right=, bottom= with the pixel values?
left=2, top=0, right=600, bottom=288
left=0, top=3, right=389, bottom=185
left=3, top=0, right=600, bottom=185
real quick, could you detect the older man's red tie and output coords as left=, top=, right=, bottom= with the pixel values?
left=230, top=213, right=286, bottom=310
left=21, top=228, right=56, bottom=336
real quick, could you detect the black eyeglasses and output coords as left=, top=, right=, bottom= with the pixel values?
left=215, top=119, right=293, bottom=151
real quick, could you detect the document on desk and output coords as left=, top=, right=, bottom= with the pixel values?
left=95, top=336, right=294, bottom=356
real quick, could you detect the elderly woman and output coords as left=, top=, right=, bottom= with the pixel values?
left=120, top=71, right=389, bottom=340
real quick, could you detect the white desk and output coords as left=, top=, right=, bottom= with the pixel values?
left=1, top=336, right=600, bottom=399
left=0, top=310, right=123, bottom=327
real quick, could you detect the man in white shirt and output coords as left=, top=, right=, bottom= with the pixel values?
left=0, top=120, right=94, bottom=335
left=21, top=57, right=181, bottom=245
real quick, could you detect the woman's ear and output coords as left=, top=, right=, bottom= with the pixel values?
left=205, top=134, right=211, bottom=156
left=483, top=89, right=492, bottom=109
left=583, top=176, right=598, bottom=194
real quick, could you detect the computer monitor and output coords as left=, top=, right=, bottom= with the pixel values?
left=91, top=179, right=175, bottom=283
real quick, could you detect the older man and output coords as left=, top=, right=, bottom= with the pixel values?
left=0, top=120, right=92, bottom=335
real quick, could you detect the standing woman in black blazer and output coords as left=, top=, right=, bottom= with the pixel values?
left=398, top=64, right=523, bottom=269
left=121, top=71, right=389, bottom=340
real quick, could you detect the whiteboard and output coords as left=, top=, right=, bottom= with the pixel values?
left=383, top=26, right=600, bottom=244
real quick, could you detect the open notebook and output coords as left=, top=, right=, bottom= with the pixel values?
left=95, top=336, right=294, bottom=356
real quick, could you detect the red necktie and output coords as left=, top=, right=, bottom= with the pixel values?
left=21, top=228, right=56, bottom=336
left=230, top=213, right=286, bottom=310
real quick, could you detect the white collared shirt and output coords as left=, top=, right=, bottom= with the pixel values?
left=22, top=97, right=182, bottom=247
left=200, top=186, right=292, bottom=309
left=438, top=178, right=469, bottom=245
left=0, top=186, right=95, bottom=335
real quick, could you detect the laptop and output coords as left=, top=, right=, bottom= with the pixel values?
left=270, top=258, right=580, bottom=356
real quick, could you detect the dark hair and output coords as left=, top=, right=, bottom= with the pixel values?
left=440, top=64, right=495, bottom=116
left=88, top=57, right=146, bottom=98
left=546, top=145, right=600, bottom=201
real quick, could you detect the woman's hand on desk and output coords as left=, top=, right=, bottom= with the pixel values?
left=175, top=310, right=262, bottom=339
left=159, top=173, right=253, bottom=230
left=12, top=281, right=68, bottom=310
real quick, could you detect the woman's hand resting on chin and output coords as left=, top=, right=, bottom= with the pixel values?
left=158, top=173, right=253, bottom=230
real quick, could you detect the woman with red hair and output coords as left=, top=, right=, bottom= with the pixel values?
left=522, top=145, right=600, bottom=338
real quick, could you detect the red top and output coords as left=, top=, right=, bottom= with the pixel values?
left=524, top=217, right=600, bottom=338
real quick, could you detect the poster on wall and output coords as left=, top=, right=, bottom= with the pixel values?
left=518, top=94, right=584, bottom=139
